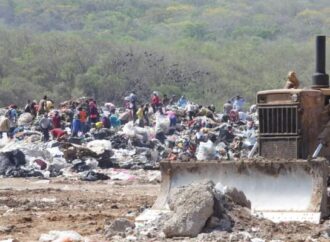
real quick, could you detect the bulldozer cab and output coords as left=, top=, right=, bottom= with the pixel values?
left=257, top=89, right=325, bottom=159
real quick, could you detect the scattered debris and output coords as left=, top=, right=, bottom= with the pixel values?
left=104, top=218, right=135, bottom=238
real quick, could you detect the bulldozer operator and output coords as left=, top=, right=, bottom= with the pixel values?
left=284, top=71, right=300, bottom=89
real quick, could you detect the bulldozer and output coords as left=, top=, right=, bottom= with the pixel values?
left=151, top=36, right=330, bottom=224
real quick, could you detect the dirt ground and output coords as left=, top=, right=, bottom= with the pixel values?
left=0, top=178, right=158, bottom=241
left=0, top=177, right=329, bottom=242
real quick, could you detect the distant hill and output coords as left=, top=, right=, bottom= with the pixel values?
left=0, top=0, right=329, bottom=107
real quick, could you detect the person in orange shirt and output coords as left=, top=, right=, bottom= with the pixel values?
left=78, top=107, right=88, bottom=133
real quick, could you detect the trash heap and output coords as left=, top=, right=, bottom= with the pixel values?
left=0, top=95, right=258, bottom=180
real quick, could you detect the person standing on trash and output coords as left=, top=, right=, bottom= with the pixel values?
left=0, top=115, right=10, bottom=139
left=110, top=109, right=121, bottom=128
left=40, top=113, right=51, bottom=142
left=169, top=95, right=177, bottom=105
left=177, top=96, right=188, bottom=108
left=52, top=111, right=61, bottom=129
left=151, top=91, right=161, bottom=113
left=143, top=103, right=150, bottom=126
left=155, top=109, right=168, bottom=144
left=101, top=114, right=110, bottom=129
left=24, top=100, right=32, bottom=113
left=38, top=95, right=48, bottom=116
left=129, top=92, right=138, bottom=122
left=89, top=100, right=99, bottom=124
left=78, top=107, right=88, bottom=133
left=186, top=102, right=197, bottom=121
left=46, top=99, right=54, bottom=113
left=162, top=94, right=170, bottom=107
left=223, top=100, right=233, bottom=115
left=6, top=105, right=18, bottom=139
left=30, top=100, right=37, bottom=117
left=136, top=104, right=145, bottom=127
left=231, top=95, right=245, bottom=111
left=166, top=109, right=177, bottom=135
left=71, top=113, right=81, bottom=137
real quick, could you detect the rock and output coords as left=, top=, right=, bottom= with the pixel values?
left=224, top=187, right=251, bottom=208
left=163, top=180, right=214, bottom=238
left=104, top=218, right=135, bottom=238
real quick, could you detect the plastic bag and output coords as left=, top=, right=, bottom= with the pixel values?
left=86, top=140, right=112, bottom=155
left=155, top=114, right=170, bottom=134
left=196, top=140, right=216, bottom=160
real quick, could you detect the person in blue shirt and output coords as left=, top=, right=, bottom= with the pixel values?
left=177, top=96, right=187, bottom=108
left=232, top=95, right=245, bottom=111
left=71, top=113, right=81, bottom=137
left=109, top=109, right=121, bottom=128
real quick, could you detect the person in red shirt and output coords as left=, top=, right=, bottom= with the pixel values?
left=50, top=128, right=68, bottom=141
left=89, top=100, right=99, bottom=123
left=52, top=111, right=61, bottom=129
left=151, top=91, right=160, bottom=113
left=78, top=107, right=88, bottom=133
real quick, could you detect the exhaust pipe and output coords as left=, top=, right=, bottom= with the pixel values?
left=312, top=35, right=329, bottom=88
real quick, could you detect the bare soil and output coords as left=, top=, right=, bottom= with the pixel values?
left=0, top=177, right=328, bottom=242
left=0, top=178, right=158, bottom=241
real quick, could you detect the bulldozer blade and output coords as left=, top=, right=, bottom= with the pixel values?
left=153, top=159, right=329, bottom=224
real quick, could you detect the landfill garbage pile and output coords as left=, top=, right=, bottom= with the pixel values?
left=0, top=95, right=258, bottom=180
